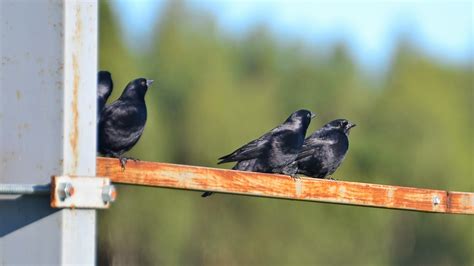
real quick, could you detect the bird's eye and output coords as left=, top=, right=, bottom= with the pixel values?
left=307, top=114, right=311, bottom=118
left=342, top=121, right=348, bottom=127
left=141, top=81, right=146, bottom=86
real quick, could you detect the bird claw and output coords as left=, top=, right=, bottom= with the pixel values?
left=326, top=176, right=337, bottom=181
left=119, top=157, right=128, bottom=171
left=118, top=156, right=139, bottom=171
left=290, top=174, right=300, bottom=181
left=281, top=162, right=299, bottom=180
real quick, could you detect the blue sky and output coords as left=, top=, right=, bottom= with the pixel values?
left=112, top=0, right=473, bottom=70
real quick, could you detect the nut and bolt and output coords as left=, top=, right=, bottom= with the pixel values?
left=57, top=182, right=116, bottom=204
left=433, top=196, right=441, bottom=206
left=102, top=185, right=117, bottom=203
left=58, top=182, right=74, bottom=201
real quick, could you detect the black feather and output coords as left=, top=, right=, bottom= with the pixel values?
left=202, top=109, right=315, bottom=197
left=97, top=71, right=113, bottom=121
left=296, top=119, right=355, bottom=179
left=98, top=78, right=153, bottom=169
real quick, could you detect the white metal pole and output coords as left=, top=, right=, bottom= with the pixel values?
left=0, top=0, right=98, bottom=264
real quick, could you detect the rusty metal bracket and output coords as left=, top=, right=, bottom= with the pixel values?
left=50, top=176, right=116, bottom=209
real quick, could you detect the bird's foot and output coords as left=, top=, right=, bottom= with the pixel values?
left=290, top=174, right=300, bottom=181
left=118, top=156, right=140, bottom=171
left=119, top=157, right=128, bottom=171
left=281, top=162, right=299, bottom=180
left=326, top=176, right=337, bottom=181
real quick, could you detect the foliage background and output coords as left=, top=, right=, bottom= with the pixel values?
left=98, top=1, right=473, bottom=265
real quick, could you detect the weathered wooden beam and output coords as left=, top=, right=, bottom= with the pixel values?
left=97, top=157, right=474, bottom=215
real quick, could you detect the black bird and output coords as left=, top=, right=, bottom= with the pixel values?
left=201, top=109, right=316, bottom=197
left=97, top=71, right=113, bottom=121
left=296, top=119, right=356, bottom=179
left=98, top=78, right=154, bottom=169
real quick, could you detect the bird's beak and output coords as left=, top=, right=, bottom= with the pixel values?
left=348, top=123, right=356, bottom=129
left=310, top=112, right=316, bottom=119
left=146, top=80, right=154, bottom=87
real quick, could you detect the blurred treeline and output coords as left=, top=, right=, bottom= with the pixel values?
left=97, top=1, right=473, bottom=265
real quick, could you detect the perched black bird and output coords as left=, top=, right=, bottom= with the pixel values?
left=296, top=119, right=356, bottom=179
left=201, top=109, right=316, bottom=197
left=98, top=78, right=154, bottom=169
left=97, top=71, right=113, bottom=121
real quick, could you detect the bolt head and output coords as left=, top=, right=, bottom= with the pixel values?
left=102, top=185, right=117, bottom=203
left=58, top=182, right=74, bottom=201
left=433, top=196, right=441, bottom=206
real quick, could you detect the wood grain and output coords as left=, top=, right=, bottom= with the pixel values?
left=97, top=157, right=473, bottom=214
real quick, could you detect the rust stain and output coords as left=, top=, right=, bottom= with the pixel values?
left=75, top=5, right=83, bottom=41
left=446, top=191, right=452, bottom=212
left=69, top=55, right=80, bottom=172
left=69, top=186, right=76, bottom=197
left=50, top=176, right=58, bottom=208
left=447, top=192, right=474, bottom=214
left=110, top=189, right=118, bottom=201
left=16, top=90, right=21, bottom=100
left=68, top=5, right=83, bottom=173
left=96, top=157, right=474, bottom=215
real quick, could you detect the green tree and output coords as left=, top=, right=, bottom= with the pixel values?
left=98, top=1, right=473, bottom=265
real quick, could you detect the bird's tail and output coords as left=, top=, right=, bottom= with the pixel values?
left=217, top=154, right=233, bottom=164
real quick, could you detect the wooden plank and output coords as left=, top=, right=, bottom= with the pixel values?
left=96, top=157, right=474, bottom=215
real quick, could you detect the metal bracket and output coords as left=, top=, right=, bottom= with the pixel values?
left=50, top=176, right=116, bottom=209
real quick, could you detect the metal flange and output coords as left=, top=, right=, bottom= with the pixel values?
left=50, top=176, right=116, bottom=209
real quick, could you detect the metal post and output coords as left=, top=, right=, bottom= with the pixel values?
left=0, top=0, right=98, bottom=264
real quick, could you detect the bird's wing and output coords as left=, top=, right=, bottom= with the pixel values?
left=296, top=144, right=317, bottom=160
left=101, top=101, right=125, bottom=118
left=101, top=101, right=140, bottom=126
left=98, top=100, right=145, bottom=155
left=218, top=120, right=295, bottom=164
left=218, top=133, right=271, bottom=163
left=296, top=138, right=335, bottom=160
left=232, top=159, right=257, bottom=171
left=305, top=137, right=337, bottom=146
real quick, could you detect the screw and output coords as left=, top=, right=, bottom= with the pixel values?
left=102, top=185, right=117, bottom=203
left=433, top=196, right=441, bottom=206
left=58, top=182, right=74, bottom=201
